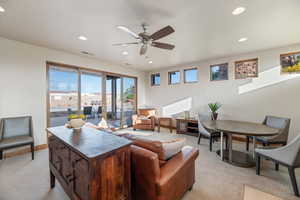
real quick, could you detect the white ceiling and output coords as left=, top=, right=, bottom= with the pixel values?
left=0, top=0, right=300, bottom=71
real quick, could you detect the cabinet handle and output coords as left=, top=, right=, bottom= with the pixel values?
left=54, top=160, right=61, bottom=164
left=68, top=177, right=76, bottom=182
left=66, top=174, right=72, bottom=178
left=72, top=158, right=83, bottom=166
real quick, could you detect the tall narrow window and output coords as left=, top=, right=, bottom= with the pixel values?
left=81, top=72, right=102, bottom=120
left=184, top=68, right=198, bottom=83
left=168, top=71, right=180, bottom=85
left=151, top=73, right=160, bottom=86
left=48, top=66, right=79, bottom=127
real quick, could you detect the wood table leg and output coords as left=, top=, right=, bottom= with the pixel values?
left=252, top=136, right=256, bottom=158
left=228, top=134, right=233, bottom=163
left=50, top=171, right=55, bottom=188
left=158, top=119, right=161, bottom=132
left=220, top=132, right=224, bottom=160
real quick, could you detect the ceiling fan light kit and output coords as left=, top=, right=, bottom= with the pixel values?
left=114, top=24, right=175, bottom=55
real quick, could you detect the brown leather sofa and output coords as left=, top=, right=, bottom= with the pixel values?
left=132, top=108, right=156, bottom=131
left=129, top=140, right=199, bottom=200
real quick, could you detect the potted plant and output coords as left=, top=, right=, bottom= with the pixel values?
left=208, top=102, right=222, bottom=120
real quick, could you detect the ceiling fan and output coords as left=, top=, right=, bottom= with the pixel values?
left=113, top=23, right=175, bottom=55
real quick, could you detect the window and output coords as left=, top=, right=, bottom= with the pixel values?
left=184, top=68, right=198, bottom=83
left=47, top=62, right=137, bottom=129
left=151, top=73, right=160, bottom=86
left=168, top=71, right=180, bottom=85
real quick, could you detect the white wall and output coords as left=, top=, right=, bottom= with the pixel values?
left=0, top=37, right=147, bottom=146
left=146, top=44, right=300, bottom=140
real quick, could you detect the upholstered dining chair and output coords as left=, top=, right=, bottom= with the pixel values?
left=0, top=116, right=34, bottom=160
left=246, top=116, right=291, bottom=151
left=255, top=134, right=300, bottom=197
left=198, top=114, right=227, bottom=152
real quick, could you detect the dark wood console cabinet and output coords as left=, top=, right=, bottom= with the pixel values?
left=47, top=126, right=132, bottom=200
left=176, top=118, right=199, bottom=137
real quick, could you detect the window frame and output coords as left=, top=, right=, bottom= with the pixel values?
left=150, top=73, right=161, bottom=86
left=183, top=68, right=198, bottom=83
left=168, top=70, right=181, bottom=85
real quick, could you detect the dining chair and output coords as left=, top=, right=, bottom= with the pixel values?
left=246, top=116, right=291, bottom=151
left=97, top=106, right=102, bottom=118
left=0, top=116, right=34, bottom=160
left=198, top=114, right=227, bottom=152
left=255, top=134, right=300, bottom=197
left=83, top=106, right=93, bottom=119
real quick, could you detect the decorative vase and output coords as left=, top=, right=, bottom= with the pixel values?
left=211, top=113, right=218, bottom=120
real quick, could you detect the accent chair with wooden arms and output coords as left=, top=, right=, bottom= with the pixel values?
left=132, top=108, right=156, bottom=131
left=246, top=116, right=291, bottom=151
left=0, top=116, right=34, bottom=160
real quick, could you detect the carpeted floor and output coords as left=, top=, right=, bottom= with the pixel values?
left=0, top=128, right=299, bottom=200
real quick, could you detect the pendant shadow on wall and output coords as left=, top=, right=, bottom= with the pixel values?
left=238, top=66, right=300, bottom=95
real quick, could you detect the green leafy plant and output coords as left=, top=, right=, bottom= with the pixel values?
left=208, top=102, right=222, bottom=114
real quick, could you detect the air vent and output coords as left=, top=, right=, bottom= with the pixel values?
left=80, top=51, right=94, bottom=56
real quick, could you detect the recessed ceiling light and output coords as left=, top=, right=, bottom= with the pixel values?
left=122, top=51, right=128, bottom=55
left=78, top=36, right=87, bottom=41
left=148, top=61, right=153, bottom=64
left=232, top=7, right=246, bottom=15
left=238, top=37, right=248, bottom=42
left=0, top=6, right=5, bottom=12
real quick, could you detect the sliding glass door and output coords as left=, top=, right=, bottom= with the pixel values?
left=122, top=77, right=137, bottom=127
left=48, top=66, right=79, bottom=127
left=106, top=75, right=122, bottom=127
left=47, top=63, right=137, bottom=129
left=81, top=72, right=103, bottom=125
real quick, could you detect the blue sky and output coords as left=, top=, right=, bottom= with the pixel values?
left=49, top=69, right=135, bottom=93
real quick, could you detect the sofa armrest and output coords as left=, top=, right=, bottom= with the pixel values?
left=131, top=145, right=161, bottom=200
left=132, top=114, right=139, bottom=125
left=159, top=146, right=199, bottom=187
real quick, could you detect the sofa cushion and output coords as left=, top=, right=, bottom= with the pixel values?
left=136, top=119, right=152, bottom=125
left=121, top=134, right=185, bottom=161
left=161, top=138, right=186, bottom=160
left=122, top=134, right=165, bottom=160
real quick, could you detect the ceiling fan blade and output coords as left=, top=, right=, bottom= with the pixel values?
left=117, top=25, right=140, bottom=39
left=151, top=42, right=175, bottom=50
left=140, top=44, right=148, bottom=55
left=112, top=42, right=139, bottom=46
left=150, top=25, right=175, bottom=41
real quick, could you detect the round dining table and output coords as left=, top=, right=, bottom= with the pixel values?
left=202, top=120, right=279, bottom=168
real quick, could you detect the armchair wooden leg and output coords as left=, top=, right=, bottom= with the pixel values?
left=198, top=134, right=202, bottom=145
left=256, top=154, right=261, bottom=175
left=31, top=143, right=34, bottom=160
left=288, top=167, right=299, bottom=197
left=275, top=163, right=279, bottom=171
left=246, top=136, right=250, bottom=151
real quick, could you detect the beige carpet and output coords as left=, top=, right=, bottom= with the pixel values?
left=0, top=128, right=299, bottom=200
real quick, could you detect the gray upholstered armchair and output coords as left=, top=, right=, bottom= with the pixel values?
left=255, top=134, right=300, bottom=197
left=0, top=116, right=34, bottom=160
left=246, top=116, right=291, bottom=151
